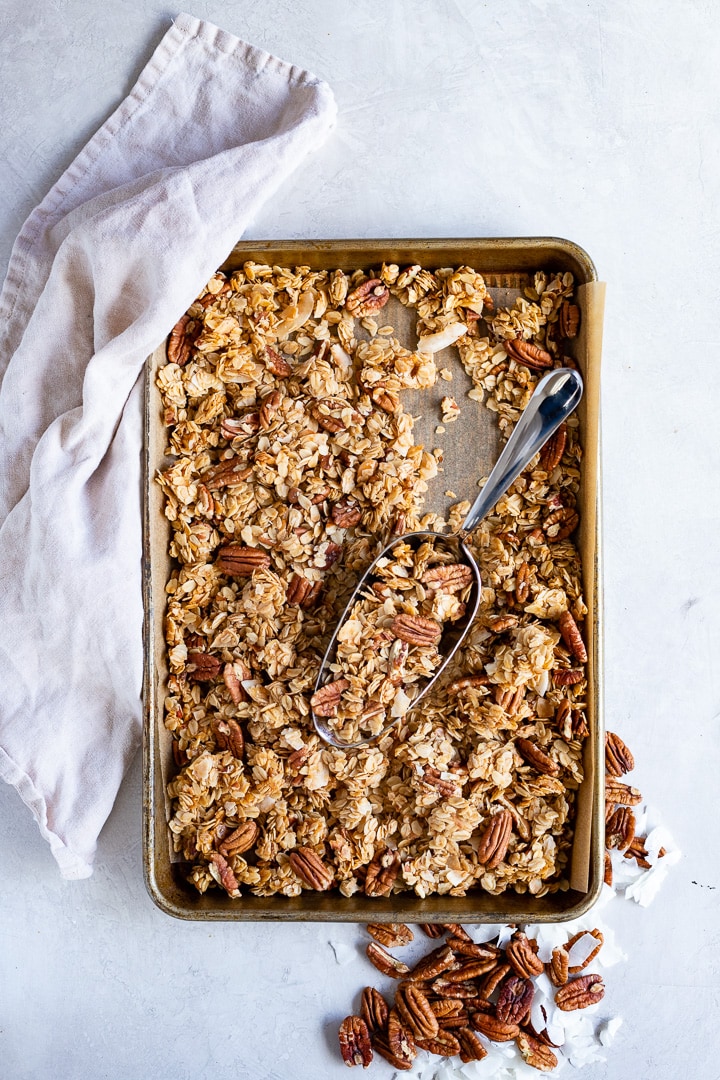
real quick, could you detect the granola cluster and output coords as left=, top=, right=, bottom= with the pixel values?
left=312, top=540, right=475, bottom=743
left=155, top=260, right=588, bottom=900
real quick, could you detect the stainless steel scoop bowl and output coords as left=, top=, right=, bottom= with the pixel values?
left=312, top=367, right=584, bottom=748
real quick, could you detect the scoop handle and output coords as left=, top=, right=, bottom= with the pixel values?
left=461, top=368, right=583, bottom=534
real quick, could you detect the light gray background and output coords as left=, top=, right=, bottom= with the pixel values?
left=1, top=2, right=718, bottom=1078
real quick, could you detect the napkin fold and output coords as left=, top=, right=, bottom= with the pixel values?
left=0, top=13, right=336, bottom=878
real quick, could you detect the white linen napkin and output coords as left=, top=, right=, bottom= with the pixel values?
left=0, top=13, right=336, bottom=878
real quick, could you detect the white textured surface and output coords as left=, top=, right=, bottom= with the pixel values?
left=1, top=3, right=719, bottom=1078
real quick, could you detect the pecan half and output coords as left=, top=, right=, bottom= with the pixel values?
left=558, top=610, right=587, bottom=663
left=539, top=422, right=567, bottom=472
left=201, top=456, right=253, bottom=491
left=360, top=987, right=388, bottom=1034
left=366, top=942, right=409, bottom=978
left=367, top=923, right=414, bottom=948
left=221, top=412, right=260, bottom=440
left=391, top=614, right=443, bottom=646
left=395, top=984, right=439, bottom=1039
left=605, top=731, right=635, bottom=776
left=310, top=679, right=350, bottom=717
left=477, top=961, right=511, bottom=1000
left=457, top=1028, right=488, bottom=1063
left=286, top=573, right=313, bottom=606
left=553, top=667, right=585, bottom=686
left=606, top=806, right=636, bottom=851
left=605, top=778, right=643, bottom=806
left=431, top=1000, right=465, bottom=1018
left=407, top=944, right=456, bottom=982
left=515, top=738, right=560, bottom=777
left=547, top=947, right=569, bottom=987
left=470, top=1012, right=520, bottom=1042
left=364, top=846, right=401, bottom=897
left=448, top=940, right=500, bottom=964
left=420, top=924, right=446, bottom=938
left=432, top=978, right=482, bottom=999
left=555, top=974, right=605, bottom=1011
left=372, top=1032, right=413, bottom=1071
left=186, top=650, right=221, bottom=682
left=339, top=1015, right=373, bottom=1068
left=167, top=314, right=199, bottom=366
left=288, top=846, right=334, bottom=891
left=387, top=1008, right=416, bottom=1063
left=477, top=809, right=513, bottom=869
left=504, top=338, right=553, bottom=371
left=421, top=766, right=459, bottom=797
left=214, top=718, right=245, bottom=759
left=218, top=820, right=258, bottom=857
left=346, top=279, right=390, bottom=317
left=516, top=1030, right=558, bottom=1072
left=497, top=976, right=534, bottom=1024
left=486, top=614, right=519, bottom=632
left=259, top=389, right=282, bottom=429
left=444, top=958, right=497, bottom=982
left=506, top=933, right=544, bottom=979
left=415, top=1031, right=461, bottom=1057
left=421, top=563, right=474, bottom=593
left=263, top=345, right=292, bottom=378
left=544, top=506, right=579, bottom=541
left=216, top=544, right=271, bottom=576
left=559, top=300, right=580, bottom=338
left=331, top=497, right=362, bottom=528
left=515, top=561, right=531, bottom=604
left=208, top=852, right=240, bottom=897
left=565, top=929, right=604, bottom=973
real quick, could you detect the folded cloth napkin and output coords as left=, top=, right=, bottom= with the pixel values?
left=0, top=13, right=336, bottom=878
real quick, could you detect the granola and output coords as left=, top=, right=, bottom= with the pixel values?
left=155, top=261, right=588, bottom=901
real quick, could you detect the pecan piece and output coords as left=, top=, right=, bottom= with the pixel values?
left=477, top=961, right=511, bottom=1000
left=432, top=978, right=482, bottom=999
left=539, top=421, right=567, bottom=471
left=364, top=846, right=401, bottom=897
left=339, top=1015, right=373, bottom=1068
left=470, top=1012, right=520, bottom=1042
left=310, top=397, right=362, bottom=434
left=506, top=933, right=544, bottom=979
left=565, top=928, right=604, bottom=973
left=573, top=710, right=590, bottom=739
left=555, top=973, right=605, bottom=1011
left=415, top=1031, right=461, bottom=1057
left=259, top=389, right=282, bottom=429
left=214, top=718, right=245, bottom=759
left=559, top=300, right=580, bottom=338
left=218, top=820, right=258, bottom=857
left=547, top=947, right=569, bottom=987
left=515, top=561, right=531, bottom=604
left=421, top=563, right=474, bottom=593
left=624, top=836, right=652, bottom=869
left=331, top=497, right=362, bottom=528
left=167, top=314, right=199, bottom=366
left=372, top=1032, right=413, bottom=1071
left=605, top=731, right=635, bottom=776
left=395, top=984, right=439, bottom=1039
left=391, top=614, right=443, bottom=645
left=360, top=987, right=388, bottom=1034
left=477, top=809, right=513, bottom=869
left=371, top=387, right=400, bottom=413
left=515, top=738, right=560, bottom=777
left=201, top=456, right=253, bottom=491
left=604, top=851, right=614, bottom=886
left=420, top=924, right=446, bottom=938
left=457, top=1028, right=488, bottom=1063
left=558, top=610, right=587, bottom=663
left=486, top=614, right=519, bottom=632
left=407, top=944, right=456, bottom=982
left=606, top=806, right=636, bottom=851
left=387, top=1009, right=416, bottom=1063
left=544, top=506, right=579, bottom=541
left=448, top=940, right=500, bottom=964
left=553, top=667, right=585, bottom=686
left=286, top=573, right=313, bottom=606
left=448, top=674, right=489, bottom=694
left=367, top=923, right=414, bottom=948
left=346, top=278, right=390, bottom=317
left=288, top=846, right=334, bottom=891
left=504, top=337, right=553, bottom=371
left=208, top=852, right=240, bottom=897
left=315, top=540, right=343, bottom=569
left=223, top=662, right=248, bottom=704
left=310, top=678, right=350, bottom=717
left=605, top=778, right=643, bottom=806
left=263, top=345, right=292, bottom=378
left=221, top=411, right=260, bottom=440
left=186, top=650, right=221, bottom=682
left=516, top=1030, right=558, bottom=1072
left=366, top=942, right=409, bottom=978
left=216, top=544, right=271, bottom=576
left=421, top=766, right=459, bottom=797
left=497, top=976, right=534, bottom=1024
left=444, top=958, right=497, bottom=982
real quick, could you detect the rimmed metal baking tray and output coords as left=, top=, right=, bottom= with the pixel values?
left=143, top=237, right=605, bottom=922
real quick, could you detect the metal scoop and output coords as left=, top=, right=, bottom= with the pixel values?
left=312, top=367, right=584, bottom=748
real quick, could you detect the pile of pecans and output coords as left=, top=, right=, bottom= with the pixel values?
left=603, top=730, right=664, bottom=883
left=339, top=920, right=605, bottom=1072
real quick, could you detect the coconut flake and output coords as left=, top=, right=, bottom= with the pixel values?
left=417, top=322, right=468, bottom=354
